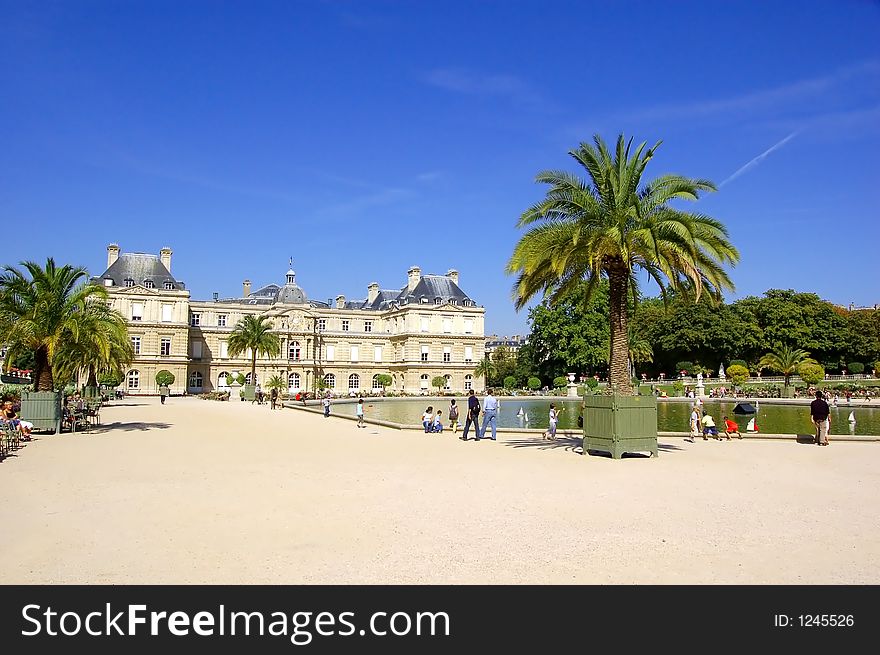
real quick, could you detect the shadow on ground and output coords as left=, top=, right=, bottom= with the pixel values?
left=89, top=421, right=173, bottom=433
left=502, top=434, right=584, bottom=455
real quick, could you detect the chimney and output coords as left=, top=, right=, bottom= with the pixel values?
left=407, top=266, right=421, bottom=292
left=159, top=247, right=172, bottom=272
left=446, top=268, right=459, bottom=286
left=107, top=243, right=120, bottom=269
left=367, top=282, right=379, bottom=304
left=243, top=279, right=251, bottom=297
left=336, top=295, right=346, bottom=309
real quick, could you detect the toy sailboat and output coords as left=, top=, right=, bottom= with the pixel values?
left=517, top=407, right=524, bottom=417
left=848, top=411, right=856, bottom=423
left=746, top=417, right=757, bottom=432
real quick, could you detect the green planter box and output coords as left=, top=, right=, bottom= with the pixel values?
left=582, top=393, right=658, bottom=459
left=21, top=390, right=62, bottom=434
left=781, top=385, right=795, bottom=398
left=241, top=385, right=256, bottom=402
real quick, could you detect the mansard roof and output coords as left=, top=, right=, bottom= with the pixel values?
left=95, top=253, right=185, bottom=290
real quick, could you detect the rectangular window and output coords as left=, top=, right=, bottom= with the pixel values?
left=350, top=345, right=359, bottom=362
left=326, top=345, right=335, bottom=361
left=131, top=336, right=141, bottom=355
left=442, top=317, right=452, bottom=333
left=342, top=319, right=350, bottom=332
left=443, top=346, right=451, bottom=363
left=190, top=313, right=201, bottom=327
left=464, top=318, right=473, bottom=334
left=220, top=341, right=228, bottom=358
left=191, top=340, right=202, bottom=359
left=161, top=304, right=172, bottom=322
left=317, top=318, right=326, bottom=331
left=218, top=314, right=227, bottom=327
left=374, top=346, right=382, bottom=362
left=131, top=303, right=143, bottom=322
left=421, top=345, right=429, bottom=362
left=161, top=338, right=171, bottom=357
left=464, top=346, right=473, bottom=363
left=420, top=316, right=429, bottom=332
left=364, top=320, right=372, bottom=333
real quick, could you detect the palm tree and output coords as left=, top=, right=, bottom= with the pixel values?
left=0, top=258, right=108, bottom=391
left=227, top=314, right=281, bottom=383
left=53, top=301, right=133, bottom=388
left=627, top=325, right=653, bottom=379
left=507, top=134, right=739, bottom=394
left=758, top=346, right=815, bottom=388
left=473, top=354, right=497, bottom=388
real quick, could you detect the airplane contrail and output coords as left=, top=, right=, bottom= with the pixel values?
left=719, top=131, right=799, bottom=187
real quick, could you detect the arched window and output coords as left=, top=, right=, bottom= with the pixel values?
left=348, top=373, right=360, bottom=390
left=323, top=373, right=336, bottom=389
left=245, top=372, right=255, bottom=384
left=464, top=374, right=473, bottom=390
left=372, top=374, right=383, bottom=390
left=288, top=372, right=300, bottom=390
left=127, top=370, right=139, bottom=389
left=288, top=341, right=301, bottom=360
left=218, top=372, right=229, bottom=387
left=189, top=371, right=203, bottom=389
left=420, top=374, right=429, bottom=390
left=444, top=375, right=451, bottom=390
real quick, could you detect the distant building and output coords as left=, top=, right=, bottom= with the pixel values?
left=93, top=244, right=486, bottom=395
left=485, top=334, right=528, bottom=360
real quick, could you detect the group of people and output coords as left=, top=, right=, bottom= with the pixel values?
left=415, top=389, right=503, bottom=440
left=687, top=406, right=742, bottom=442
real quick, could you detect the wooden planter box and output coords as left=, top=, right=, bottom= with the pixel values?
left=21, top=390, right=62, bottom=434
left=582, top=394, right=658, bottom=459
left=241, top=385, right=255, bottom=402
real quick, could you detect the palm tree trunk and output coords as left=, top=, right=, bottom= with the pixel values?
left=607, top=262, right=633, bottom=395
left=87, top=365, right=98, bottom=388
left=35, top=345, right=53, bottom=391
left=251, top=351, right=257, bottom=384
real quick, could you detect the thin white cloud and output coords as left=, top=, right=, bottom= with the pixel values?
left=424, top=68, right=551, bottom=111
left=719, top=132, right=799, bottom=188
left=416, top=171, right=442, bottom=182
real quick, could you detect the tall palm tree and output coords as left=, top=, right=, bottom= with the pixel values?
left=0, top=258, right=108, bottom=391
left=227, top=314, right=280, bottom=383
left=758, top=345, right=815, bottom=388
left=473, top=354, right=497, bottom=388
left=53, top=301, right=133, bottom=388
left=507, top=134, right=739, bottom=394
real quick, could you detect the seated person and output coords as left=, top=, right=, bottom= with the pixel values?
left=422, top=406, right=434, bottom=433
left=701, top=412, right=719, bottom=439
left=723, top=415, right=741, bottom=439
left=432, top=410, right=443, bottom=433
left=2, top=400, right=33, bottom=440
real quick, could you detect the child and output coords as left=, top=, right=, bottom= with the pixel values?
left=701, top=412, right=719, bottom=439
left=723, top=415, right=741, bottom=439
left=687, top=406, right=701, bottom=443
left=356, top=398, right=365, bottom=428
left=322, top=395, right=330, bottom=418
left=422, top=406, right=434, bottom=433
left=544, top=403, right=561, bottom=440
left=448, top=399, right=459, bottom=434
left=432, top=410, right=443, bottom=433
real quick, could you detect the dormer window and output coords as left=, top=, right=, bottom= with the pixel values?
left=420, top=297, right=429, bottom=304
left=144, top=280, right=154, bottom=289
left=434, top=297, right=442, bottom=305
left=164, top=281, right=174, bottom=290
left=103, top=278, right=113, bottom=287
left=124, top=278, right=134, bottom=287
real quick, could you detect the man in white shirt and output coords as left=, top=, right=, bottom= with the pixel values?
left=478, top=389, right=499, bottom=441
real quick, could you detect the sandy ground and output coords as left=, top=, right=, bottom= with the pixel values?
left=1, top=396, right=878, bottom=584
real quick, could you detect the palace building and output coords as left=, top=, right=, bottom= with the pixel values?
left=93, top=244, right=486, bottom=396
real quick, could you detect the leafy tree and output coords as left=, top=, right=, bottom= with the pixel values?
left=798, top=362, right=825, bottom=385
left=98, top=371, right=122, bottom=387
left=843, top=309, right=880, bottom=364
left=726, top=364, right=750, bottom=386
left=848, top=362, right=864, bottom=374
left=490, top=346, right=517, bottom=387
left=758, top=346, right=816, bottom=387
left=503, top=375, right=517, bottom=390
left=431, top=375, right=447, bottom=393
left=586, top=377, right=599, bottom=391
left=375, top=373, right=392, bottom=390
left=527, top=376, right=541, bottom=391
left=675, top=361, right=694, bottom=375
left=507, top=133, right=738, bottom=394
left=155, top=370, right=175, bottom=387
left=729, top=359, right=747, bottom=368
left=874, top=361, right=880, bottom=377
left=553, top=375, right=568, bottom=388
left=227, top=315, right=281, bottom=382
left=0, top=258, right=109, bottom=391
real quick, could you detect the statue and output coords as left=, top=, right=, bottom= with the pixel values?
left=719, top=363, right=726, bottom=380
left=697, top=372, right=703, bottom=384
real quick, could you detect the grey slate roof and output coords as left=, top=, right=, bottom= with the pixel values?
left=94, top=253, right=185, bottom=290
left=355, top=275, right=475, bottom=311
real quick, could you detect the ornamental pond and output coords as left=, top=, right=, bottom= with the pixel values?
left=341, top=397, right=880, bottom=436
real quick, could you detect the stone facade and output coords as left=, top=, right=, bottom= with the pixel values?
left=94, top=245, right=486, bottom=395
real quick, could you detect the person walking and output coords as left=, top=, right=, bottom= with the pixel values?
left=478, top=388, right=499, bottom=441
left=159, top=384, right=169, bottom=405
left=461, top=389, right=480, bottom=441
left=356, top=398, right=365, bottom=428
left=270, top=386, right=279, bottom=410
left=322, top=393, right=331, bottom=418
left=544, top=403, right=561, bottom=440
left=811, top=390, right=831, bottom=446
left=448, top=399, right=459, bottom=434
left=686, top=405, right=701, bottom=443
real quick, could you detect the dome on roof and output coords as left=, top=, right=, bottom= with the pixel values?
left=277, top=285, right=306, bottom=304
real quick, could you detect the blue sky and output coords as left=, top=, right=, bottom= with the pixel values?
left=2, top=0, right=878, bottom=335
